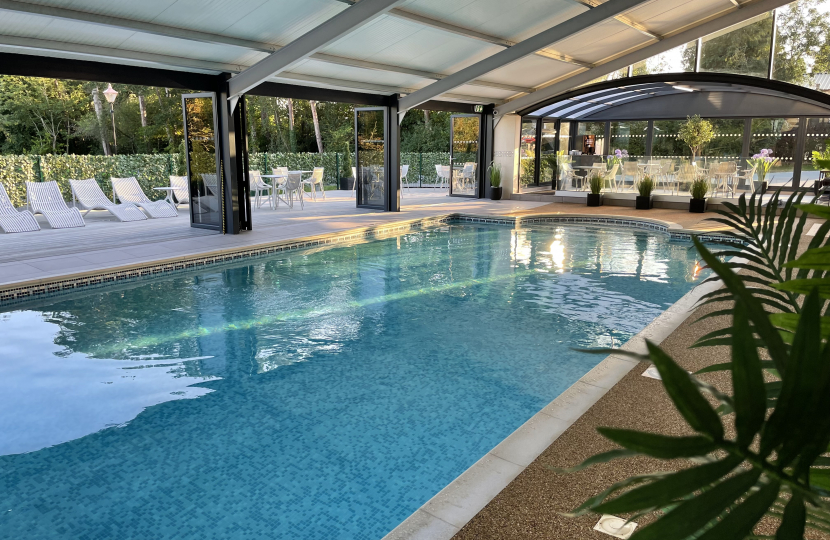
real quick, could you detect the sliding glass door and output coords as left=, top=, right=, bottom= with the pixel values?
left=182, top=93, right=222, bottom=231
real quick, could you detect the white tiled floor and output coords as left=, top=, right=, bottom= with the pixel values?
left=0, top=190, right=544, bottom=288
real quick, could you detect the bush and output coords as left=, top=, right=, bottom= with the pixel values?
left=0, top=151, right=455, bottom=207
left=589, top=173, right=604, bottom=195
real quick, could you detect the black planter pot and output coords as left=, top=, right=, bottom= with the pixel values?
left=490, top=186, right=503, bottom=201
left=635, top=195, right=653, bottom=210
left=339, top=177, right=355, bottom=190
left=689, top=198, right=707, bottom=213
left=587, top=193, right=602, bottom=207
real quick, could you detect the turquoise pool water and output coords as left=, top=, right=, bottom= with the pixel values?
left=0, top=223, right=704, bottom=539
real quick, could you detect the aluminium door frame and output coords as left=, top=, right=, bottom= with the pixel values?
left=449, top=113, right=481, bottom=198
left=182, top=91, right=223, bottom=232
left=354, top=106, right=388, bottom=210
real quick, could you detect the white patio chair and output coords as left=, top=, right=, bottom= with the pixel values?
left=249, top=170, right=273, bottom=209
left=70, top=179, right=146, bottom=222
left=278, top=172, right=304, bottom=210
left=602, top=163, right=620, bottom=191
left=111, top=176, right=177, bottom=218
left=26, top=181, right=85, bottom=229
left=622, top=161, right=640, bottom=192
left=734, top=164, right=758, bottom=194
left=434, top=164, right=450, bottom=192
left=401, top=165, right=410, bottom=195
left=169, top=175, right=190, bottom=206
left=557, top=159, right=575, bottom=191
left=0, top=182, right=39, bottom=233
left=302, top=167, right=325, bottom=201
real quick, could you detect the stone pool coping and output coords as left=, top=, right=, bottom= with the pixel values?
left=381, top=272, right=725, bottom=540
left=0, top=212, right=737, bottom=307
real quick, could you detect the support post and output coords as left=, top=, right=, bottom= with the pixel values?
left=216, top=75, right=250, bottom=233
left=533, top=118, right=542, bottom=187
left=768, top=9, right=777, bottom=80
left=645, top=120, right=654, bottom=158
left=386, top=101, right=401, bottom=211
left=792, top=116, right=807, bottom=189
left=481, top=107, right=495, bottom=199
left=695, top=38, right=702, bottom=72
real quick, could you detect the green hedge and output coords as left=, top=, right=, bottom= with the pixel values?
left=0, top=151, right=454, bottom=208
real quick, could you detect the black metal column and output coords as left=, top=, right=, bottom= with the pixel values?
left=792, top=116, right=808, bottom=188
left=533, top=118, right=542, bottom=186
left=386, top=102, right=401, bottom=212
left=216, top=75, right=249, bottom=234
left=480, top=107, right=494, bottom=199
left=645, top=120, right=654, bottom=157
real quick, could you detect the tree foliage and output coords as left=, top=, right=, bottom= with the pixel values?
left=678, top=115, right=716, bottom=159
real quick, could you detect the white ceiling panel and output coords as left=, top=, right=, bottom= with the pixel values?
left=636, top=0, right=733, bottom=35
left=554, top=19, right=649, bottom=63
left=290, top=58, right=428, bottom=89
left=479, top=54, right=580, bottom=88
left=405, top=0, right=586, bottom=43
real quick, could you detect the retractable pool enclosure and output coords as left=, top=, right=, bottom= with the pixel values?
left=518, top=73, right=830, bottom=191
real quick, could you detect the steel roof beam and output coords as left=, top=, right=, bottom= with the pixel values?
left=0, top=0, right=530, bottom=94
left=228, top=0, right=406, bottom=98
left=497, top=0, right=790, bottom=117
left=0, top=36, right=499, bottom=104
left=567, top=0, right=663, bottom=40
left=398, top=0, right=650, bottom=114
left=337, top=0, right=593, bottom=69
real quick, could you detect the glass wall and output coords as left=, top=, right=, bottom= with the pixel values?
left=571, top=1, right=830, bottom=92
left=575, top=122, right=605, bottom=156
left=773, top=0, right=830, bottom=89
left=652, top=120, right=686, bottom=158
left=802, top=117, right=830, bottom=185
left=750, top=117, right=799, bottom=186
left=609, top=121, right=647, bottom=158
left=539, top=121, right=557, bottom=186
left=700, top=13, right=773, bottom=79
left=520, top=118, right=536, bottom=187
left=632, top=41, right=697, bottom=75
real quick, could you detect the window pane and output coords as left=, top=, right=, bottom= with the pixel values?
left=632, top=41, right=697, bottom=75
left=802, top=118, right=830, bottom=187
left=701, top=119, right=744, bottom=160
left=575, top=122, right=605, bottom=156
left=609, top=121, right=647, bottom=158
left=520, top=118, right=536, bottom=186
left=585, top=68, right=629, bottom=86
left=750, top=117, right=799, bottom=187
left=700, top=13, right=773, bottom=79
left=540, top=121, right=557, bottom=186
left=773, top=0, right=830, bottom=88
left=653, top=120, right=687, bottom=158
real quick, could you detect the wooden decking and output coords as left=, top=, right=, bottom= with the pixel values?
left=0, top=190, right=543, bottom=288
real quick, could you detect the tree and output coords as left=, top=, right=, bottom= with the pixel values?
left=678, top=115, right=716, bottom=160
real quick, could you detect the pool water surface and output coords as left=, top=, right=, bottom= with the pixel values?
left=0, top=223, right=704, bottom=539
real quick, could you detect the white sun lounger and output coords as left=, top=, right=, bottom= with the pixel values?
left=111, top=177, right=178, bottom=218
left=169, top=175, right=190, bottom=206
left=0, top=183, right=40, bottom=233
left=70, top=179, right=147, bottom=222
left=26, top=181, right=85, bottom=229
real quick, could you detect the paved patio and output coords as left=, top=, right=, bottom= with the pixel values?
left=0, top=189, right=543, bottom=288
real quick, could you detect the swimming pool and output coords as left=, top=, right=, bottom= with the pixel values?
left=0, top=223, right=704, bottom=539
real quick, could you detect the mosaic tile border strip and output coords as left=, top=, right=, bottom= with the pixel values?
left=0, top=213, right=739, bottom=307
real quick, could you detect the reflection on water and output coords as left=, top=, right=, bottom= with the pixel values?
left=0, top=224, right=711, bottom=540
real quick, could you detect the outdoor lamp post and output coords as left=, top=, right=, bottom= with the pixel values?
left=103, top=83, right=119, bottom=154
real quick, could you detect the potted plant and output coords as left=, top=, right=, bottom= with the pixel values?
left=636, top=175, right=654, bottom=209
left=587, top=172, right=603, bottom=207
left=678, top=115, right=715, bottom=164
left=339, top=143, right=354, bottom=190
left=488, top=162, right=503, bottom=200
left=689, top=175, right=709, bottom=213
left=747, top=148, right=778, bottom=194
